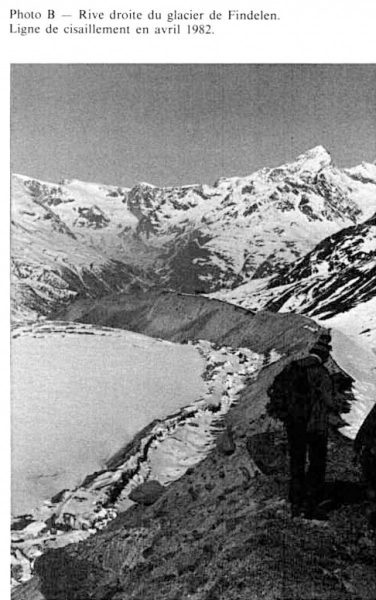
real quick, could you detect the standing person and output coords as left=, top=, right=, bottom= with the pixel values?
left=267, top=334, right=333, bottom=519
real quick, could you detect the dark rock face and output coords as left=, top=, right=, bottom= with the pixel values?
left=76, top=205, right=110, bottom=228
left=355, top=404, right=376, bottom=490
left=265, top=214, right=376, bottom=318
left=129, top=481, right=165, bottom=506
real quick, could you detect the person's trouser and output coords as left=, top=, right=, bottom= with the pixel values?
left=286, top=422, right=327, bottom=513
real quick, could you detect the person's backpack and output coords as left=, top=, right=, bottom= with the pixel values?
left=267, top=355, right=333, bottom=427
left=267, top=359, right=312, bottom=423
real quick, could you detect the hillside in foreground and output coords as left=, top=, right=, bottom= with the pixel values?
left=13, top=291, right=376, bottom=600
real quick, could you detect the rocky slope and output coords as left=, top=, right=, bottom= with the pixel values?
left=212, top=214, right=376, bottom=336
left=210, top=208, right=376, bottom=444
left=12, top=291, right=375, bottom=600
left=11, top=147, right=376, bottom=320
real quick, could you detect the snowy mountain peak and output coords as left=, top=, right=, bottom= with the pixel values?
left=214, top=146, right=333, bottom=190
left=266, top=145, right=333, bottom=181
left=11, top=147, right=376, bottom=319
left=295, top=145, right=332, bottom=169
left=136, top=181, right=157, bottom=189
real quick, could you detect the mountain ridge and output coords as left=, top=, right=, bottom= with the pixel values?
left=11, top=146, right=376, bottom=321
left=212, top=212, right=376, bottom=353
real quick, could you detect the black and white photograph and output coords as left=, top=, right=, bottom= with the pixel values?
left=10, top=64, right=376, bottom=599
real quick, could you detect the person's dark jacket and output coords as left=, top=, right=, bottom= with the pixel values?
left=267, top=355, right=333, bottom=433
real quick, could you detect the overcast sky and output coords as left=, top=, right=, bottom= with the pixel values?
left=11, top=64, right=376, bottom=187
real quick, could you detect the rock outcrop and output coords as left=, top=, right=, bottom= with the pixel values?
left=129, top=481, right=165, bottom=506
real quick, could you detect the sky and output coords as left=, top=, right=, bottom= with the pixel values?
left=11, top=64, right=376, bottom=187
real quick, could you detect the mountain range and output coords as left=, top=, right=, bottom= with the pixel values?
left=11, top=146, right=376, bottom=334
left=11, top=146, right=376, bottom=599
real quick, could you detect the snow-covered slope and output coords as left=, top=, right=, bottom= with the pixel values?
left=11, top=324, right=271, bottom=586
left=265, top=214, right=376, bottom=318
left=221, top=215, right=376, bottom=319
left=330, top=328, right=376, bottom=439
left=11, top=146, right=376, bottom=319
left=11, top=176, right=150, bottom=321
left=11, top=321, right=208, bottom=516
left=218, top=213, right=376, bottom=320
left=211, top=214, right=376, bottom=438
